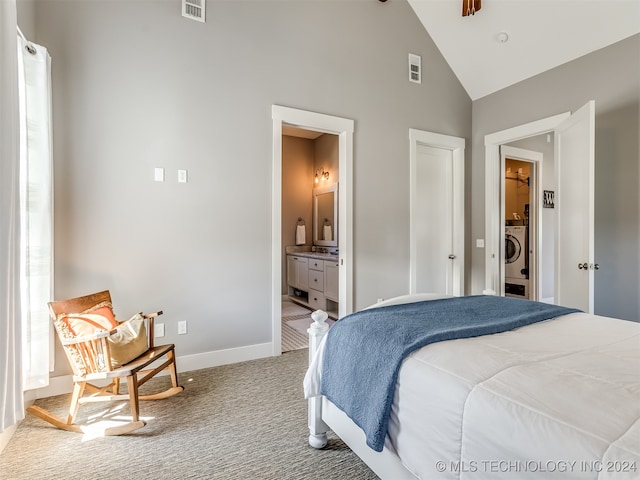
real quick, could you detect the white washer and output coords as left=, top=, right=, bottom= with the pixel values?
left=505, top=226, right=528, bottom=279
left=505, top=225, right=529, bottom=299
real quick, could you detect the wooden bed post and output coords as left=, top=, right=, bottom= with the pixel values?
left=308, top=310, right=330, bottom=448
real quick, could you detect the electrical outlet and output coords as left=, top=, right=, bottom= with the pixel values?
left=178, top=321, right=187, bottom=335
left=178, top=169, right=188, bottom=183
left=155, top=323, right=165, bottom=337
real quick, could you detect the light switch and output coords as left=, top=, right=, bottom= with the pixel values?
left=155, top=323, right=165, bottom=337
left=154, top=167, right=165, bottom=182
left=178, top=169, right=188, bottom=183
left=476, top=239, right=485, bottom=248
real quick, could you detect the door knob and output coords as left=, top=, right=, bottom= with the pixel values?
left=448, top=254, right=456, bottom=259
left=578, top=262, right=599, bottom=270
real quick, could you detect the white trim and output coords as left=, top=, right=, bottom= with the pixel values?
left=176, top=342, right=273, bottom=373
left=409, top=129, right=465, bottom=296
left=272, top=115, right=283, bottom=356
left=500, top=145, right=543, bottom=300
left=272, top=105, right=354, bottom=356
left=31, top=342, right=274, bottom=399
left=0, top=423, right=18, bottom=455
left=31, top=374, right=73, bottom=399
left=484, top=113, right=569, bottom=295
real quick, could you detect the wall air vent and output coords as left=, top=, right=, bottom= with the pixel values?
left=408, top=53, right=421, bottom=84
left=182, top=0, right=205, bottom=23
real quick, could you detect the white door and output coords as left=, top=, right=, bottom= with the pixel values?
left=554, top=101, right=595, bottom=312
left=410, top=130, right=465, bottom=296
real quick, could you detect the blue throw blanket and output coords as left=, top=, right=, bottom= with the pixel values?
left=319, top=295, right=580, bottom=452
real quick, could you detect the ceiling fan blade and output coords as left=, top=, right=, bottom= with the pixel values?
left=462, top=0, right=482, bottom=17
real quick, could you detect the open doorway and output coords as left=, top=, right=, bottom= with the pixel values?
left=271, top=106, right=354, bottom=356
left=503, top=155, right=535, bottom=300
left=280, top=126, right=338, bottom=352
left=484, top=112, right=568, bottom=299
left=485, top=102, right=595, bottom=312
left=501, top=137, right=556, bottom=303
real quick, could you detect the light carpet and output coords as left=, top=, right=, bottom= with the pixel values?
left=0, top=349, right=378, bottom=479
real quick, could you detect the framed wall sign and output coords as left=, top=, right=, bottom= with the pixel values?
left=543, top=190, right=555, bottom=208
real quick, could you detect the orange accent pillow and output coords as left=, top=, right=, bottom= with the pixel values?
left=58, top=304, right=118, bottom=337
left=55, top=303, right=149, bottom=369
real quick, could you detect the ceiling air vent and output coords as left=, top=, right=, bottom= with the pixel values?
left=182, top=0, right=205, bottom=23
left=408, top=53, right=421, bottom=84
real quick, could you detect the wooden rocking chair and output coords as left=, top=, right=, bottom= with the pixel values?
left=27, top=290, right=184, bottom=435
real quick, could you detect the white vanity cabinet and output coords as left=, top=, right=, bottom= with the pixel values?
left=324, top=260, right=339, bottom=302
left=287, top=254, right=338, bottom=318
left=287, top=255, right=308, bottom=292
left=308, top=260, right=325, bottom=310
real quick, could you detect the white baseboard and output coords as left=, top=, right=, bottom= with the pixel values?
left=0, top=423, right=18, bottom=455
left=32, top=342, right=274, bottom=400
left=34, top=374, right=75, bottom=398
left=177, top=342, right=273, bottom=373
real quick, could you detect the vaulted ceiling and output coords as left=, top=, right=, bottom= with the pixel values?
left=407, top=0, right=640, bottom=100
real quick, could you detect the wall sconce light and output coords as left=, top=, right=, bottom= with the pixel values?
left=314, top=168, right=329, bottom=184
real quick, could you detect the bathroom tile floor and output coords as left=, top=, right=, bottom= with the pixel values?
left=282, top=300, right=313, bottom=352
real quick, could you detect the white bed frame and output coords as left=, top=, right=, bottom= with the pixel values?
left=306, top=310, right=417, bottom=480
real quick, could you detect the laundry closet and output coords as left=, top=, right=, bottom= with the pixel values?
left=504, top=159, right=531, bottom=299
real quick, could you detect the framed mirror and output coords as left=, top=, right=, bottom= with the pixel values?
left=313, top=183, right=338, bottom=247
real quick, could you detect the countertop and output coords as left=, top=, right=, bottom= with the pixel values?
left=287, top=251, right=339, bottom=262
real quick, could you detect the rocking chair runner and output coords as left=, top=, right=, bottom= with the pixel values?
left=27, top=290, right=184, bottom=435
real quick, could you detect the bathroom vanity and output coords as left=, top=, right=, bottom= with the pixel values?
left=287, top=252, right=339, bottom=319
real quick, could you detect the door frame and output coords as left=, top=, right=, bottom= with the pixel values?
left=272, top=105, right=354, bottom=356
left=484, top=112, right=569, bottom=295
left=409, top=129, right=465, bottom=296
left=500, top=145, right=542, bottom=300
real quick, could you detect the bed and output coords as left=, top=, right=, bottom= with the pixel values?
left=304, top=294, right=640, bottom=479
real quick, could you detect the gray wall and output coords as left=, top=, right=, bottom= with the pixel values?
left=281, top=135, right=314, bottom=292
left=16, top=0, right=34, bottom=38
left=29, top=0, right=471, bottom=375
left=471, top=34, right=640, bottom=321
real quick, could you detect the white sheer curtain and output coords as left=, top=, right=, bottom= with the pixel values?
left=0, top=0, right=24, bottom=433
left=17, top=32, right=54, bottom=390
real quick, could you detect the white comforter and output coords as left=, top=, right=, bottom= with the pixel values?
left=306, top=298, right=640, bottom=480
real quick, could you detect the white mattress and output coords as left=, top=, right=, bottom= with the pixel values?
left=306, top=297, right=640, bottom=480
